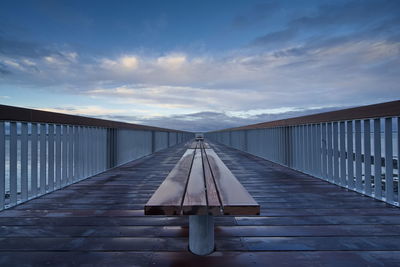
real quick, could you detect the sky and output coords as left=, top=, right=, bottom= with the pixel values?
left=0, top=0, right=399, bottom=132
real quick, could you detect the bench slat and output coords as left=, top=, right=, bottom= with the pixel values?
left=182, top=149, right=208, bottom=215
left=202, top=148, right=222, bottom=215
left=189, top=142, right=198, bottom=149
left=145, top=149, right=195, bottom=215
left=205, top=149, right=260, bottom=215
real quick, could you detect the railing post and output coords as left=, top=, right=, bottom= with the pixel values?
left=107, top=128, right=117, bottom=168
left=151, top=130, right=156, bottom=153
left=0, top=122, right=4, bottom=210
left=244, top=130, right=248, bottom=152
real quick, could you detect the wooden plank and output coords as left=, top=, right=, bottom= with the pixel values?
left=145, top=149, right=195, bottom=215
left=188, top=142, right=196, bottom=149
left=201, top=147, right=221, bottom=215
left=182, top=149, right=207, bottom=215
left=205, top=149, right=259, bottom=215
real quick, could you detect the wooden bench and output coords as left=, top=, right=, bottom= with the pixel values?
left=145, top=141, right=259, bottom=255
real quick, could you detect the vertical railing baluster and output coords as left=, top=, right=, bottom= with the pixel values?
left=74, top=126, right=80, bottom=182
left=302, top=125, right=306, bottom=171
left=397, top=117, right=400, bottom=206
left=347, top=121, right=354, bottom=189
left=327, top=122, right=333, bottom=182
left=293, top=126, right=297, bottom=169
left=0, top=122, right=4, bottom=209
left=355, top=120, right=362, bottom=192
left=321, top=123, right=327, bottom=180
left=96, top=128, right=100, bottom=173
left=304, top=126, right=309, bottom=173
left=68, top=126, right=74, bottom=184
left=39, top=123, right=46, bottom=194
left=384, top=117, right=393, bottom=203
left=31, top=124, right=38, bottom=196
left=84, top=127, right=88, bottom=178
left=75, top=126, right=83, bottom=181
left=48, top=124, right=54, bottom=191
left=398, top=117, right=400, bottom=206
left=333, top=122, right=339, bottom=184
left=55, top=124, right=61, bottom=189
left=316, top=124, right=322, bottom=177
left=308, top=125, right=312, bottom=173
left=83, top=126, right=87, bottom=178
left=10, top=122, right=18, bottom=205
left=91, top=128, right=95, bottom=174
left=340, top=121, right=346, bottom=186
left=62, top=125, right=67, bottom=186
left=21, top=122, right=28, bottom=201
left=364, top=119, right=372, bottom=195
left=374, top=118, right=382, bottom=199
left=296, top=127, right=300, bottom=170
left=311, top=124, right=318, bottom=176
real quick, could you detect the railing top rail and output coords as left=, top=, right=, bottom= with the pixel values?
left=210, top=100, right=400, bottom=132
left=0, top=104, right=190, bottom=133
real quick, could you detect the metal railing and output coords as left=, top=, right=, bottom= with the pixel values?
left=206, top=100, right=400, bottom=206
left=0, top=104, right=193, bottom=210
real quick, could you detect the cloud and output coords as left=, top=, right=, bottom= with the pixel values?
left=249, top=0, right=400, bottom=48
left=251, top=28, right=298, bottom=46
left=1, top=38, right=399, bottom=114
left=0, top=36, right=57, bottom=59
left=37, top=105, right=128, bottom=117
left=156, top=54, right=186, bottom=70
left=120, top=56, right=139, bottom=69
left=99, top=106, right=343, bottom=132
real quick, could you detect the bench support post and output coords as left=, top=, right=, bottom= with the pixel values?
left=189, top=215, right=214, bottom=255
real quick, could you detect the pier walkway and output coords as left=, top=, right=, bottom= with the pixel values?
left=1, top=142, right=400, bottom=266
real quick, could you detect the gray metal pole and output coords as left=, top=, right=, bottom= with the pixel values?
left=189, top=215, right=214, bottom=255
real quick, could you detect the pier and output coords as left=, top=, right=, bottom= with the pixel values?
left=0, top=101, right=399, bottom=266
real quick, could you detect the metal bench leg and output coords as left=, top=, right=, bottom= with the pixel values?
left=189, top=215, right=214, bottom=255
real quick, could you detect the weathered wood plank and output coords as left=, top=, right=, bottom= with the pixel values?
left=189, top=141, right=198, bottom=149
left=205, top=149, right=260, bottom=215
left=144, top=149, right=195, bottom=215
left=201, top=147, right=221, bottom=215
left=182, top=149, right=208, bottom=215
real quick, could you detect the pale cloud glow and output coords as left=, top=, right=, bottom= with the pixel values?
left=120, top=56, right=139, bottom=69
left=156, top=54, right=187, bottom=70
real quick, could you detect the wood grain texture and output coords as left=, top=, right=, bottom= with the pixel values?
left=202, top=148, right=222, bottom=215
left=205, top=149, right=260, bottom=215
left=182, top=149, right=208, bottom=215
left=147, top=141, right=259, bottom=215
left=145, top=149, right=195, bottom=215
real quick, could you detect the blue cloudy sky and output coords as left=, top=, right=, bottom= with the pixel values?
left=0, top=0, right=399, bottom=131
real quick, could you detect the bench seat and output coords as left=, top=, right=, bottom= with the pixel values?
left=145, top=143, right=259, bottom=216
left=144, top=140, right=259, bottom=255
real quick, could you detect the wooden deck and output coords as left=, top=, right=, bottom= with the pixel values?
left=1, top=142, right=400, bottom=266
